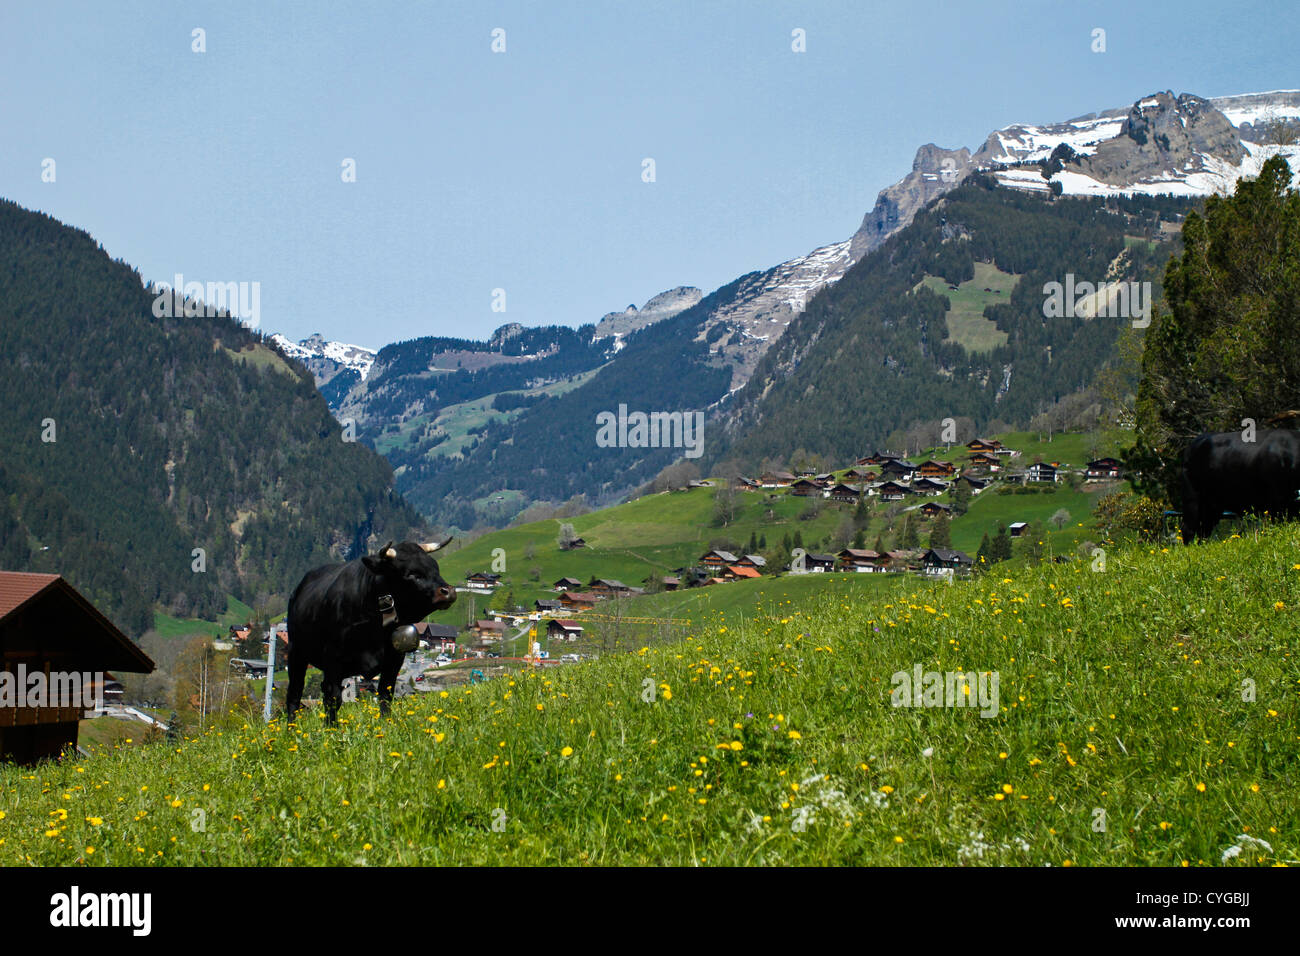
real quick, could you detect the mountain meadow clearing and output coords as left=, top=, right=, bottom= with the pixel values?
left=2, top=526, right=1297, bottom=866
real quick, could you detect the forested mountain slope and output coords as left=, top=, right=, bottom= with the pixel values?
left=0, top=199, right=427, bottom=634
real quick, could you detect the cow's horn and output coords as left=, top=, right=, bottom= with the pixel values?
left=383, top=540, right=397, bottom=558
left=420, top=534, right=454, bottom=553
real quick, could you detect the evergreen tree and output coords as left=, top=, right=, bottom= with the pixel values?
left=873, top=533, right=884, bottom=553
left=929, top=513, right=952, bottom=550
left=758, top=533, right=767, bottom=549
left=1131, top=155, right=1300, bottom=503
left=853, top=495, right=870, bottom=531
left=853, top=529, right=866, bottom=549
left=975, top=532, right=992, bottom=570
left=991, top=525, right=1013, bottom=562
left=792, top=530, right=804, bottom=551
left=747, top=530, right=758, bottom=554
left=1021, top=521, right=1047, bottom=564
left=899, top=513, right=919, bottom=549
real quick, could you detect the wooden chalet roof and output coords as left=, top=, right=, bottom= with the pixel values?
left=559, top=591, right=601, bottom=604
left=0, top=571, right=154, bottom=674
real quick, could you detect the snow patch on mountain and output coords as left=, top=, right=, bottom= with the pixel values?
left=270, top=333, right=377, bottom=380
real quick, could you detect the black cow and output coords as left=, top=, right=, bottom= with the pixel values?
left=1181, top=430, right=1300, bottom=543
left=285, top=538, right=457, bottom=724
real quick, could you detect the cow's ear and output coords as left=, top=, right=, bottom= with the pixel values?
left=362, top=554, right=389, bottom=574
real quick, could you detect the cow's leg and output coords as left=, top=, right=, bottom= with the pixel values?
left=1180, top=500, right=1198, bottom=545
left=285, top=652, right=307, bottom=722
left=377, top=654, right=401, bottom=717
left=322, top=672, right=342, bottom=726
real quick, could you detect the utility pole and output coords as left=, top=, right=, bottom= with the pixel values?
left=263, top=626, right=275, bottom=722
left=198, top=647, right=207, bottom=732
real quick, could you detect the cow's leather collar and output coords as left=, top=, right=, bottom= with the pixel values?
left=378, top=594, right=397, bottom=627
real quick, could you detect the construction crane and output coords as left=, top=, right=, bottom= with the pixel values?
left=577, top=613, right=692, bottom=625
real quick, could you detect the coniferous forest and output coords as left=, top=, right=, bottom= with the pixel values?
left=0, top=199, right=429, bottom=634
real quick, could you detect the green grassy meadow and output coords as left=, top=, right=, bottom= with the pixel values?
left=917, top=261, right=1019, bottom=354
left=151, top=595, right=255, bottom=641
left=426, top=484, right=864, bottom=623
left=4, top=525, right=1297, bottom=865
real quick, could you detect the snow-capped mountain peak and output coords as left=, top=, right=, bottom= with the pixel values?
left=269, top=333, right=376, bottom=380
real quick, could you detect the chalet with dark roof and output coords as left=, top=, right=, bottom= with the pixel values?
left=1, top=572, right=155, bottom=764
left=826, top=482, right=862, bottom=502
left=912, top=477, right=948, bottom=496
left=875, top=481, right=910, bottom=501
left=547, top=619, right=584, bottom=642
left=921, top=548, right=973, bottom=576
left=837, top=548, right=882, bottom=572
left=1086, top=457, right=1124, bottom=479
left=918, top=459, right=957, bottom=478
left=789, top=477, right=823, bottom=497
left=1026, top=462, right=1059, bottom=483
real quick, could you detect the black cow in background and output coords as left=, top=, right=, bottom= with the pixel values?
left=286, top=538, right=457, bottom=724
left=1181, top=429, right=1300, bottom=543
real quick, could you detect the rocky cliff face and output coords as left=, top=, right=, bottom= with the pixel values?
left=594, top=286, right=703, bottom=340
left=1069, top=92, right=1246, bottom=186
left=849, top=144, right=974, bottom=262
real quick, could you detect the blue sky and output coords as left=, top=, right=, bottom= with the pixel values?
left=2, top=0, right=1295, bottom=347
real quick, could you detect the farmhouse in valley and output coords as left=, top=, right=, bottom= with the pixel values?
left=1086, top=457, right=1124, bottom=479
left=1025, top=462, right=1059, bottom=483
left=921, top=548, right=974, bottom=576
left=547, top=619, right=584, bottom=641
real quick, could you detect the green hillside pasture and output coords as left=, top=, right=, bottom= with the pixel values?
left=151, top=595, right=256, bottom=641
left=908, top=430, right=1117, bottom=474
left=374, top=369, right=601, bottom=460
left=427, top=486, right=864, bottom=621
left=917, top=261, right=1018, bottom=354
left=949, top=484, right=1105, bottom=555
left=5, top=526, right=1296, bottom=865
left=566, top=572, right=921, bottom=654
left=994, top=431, right=1121, bottom=469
